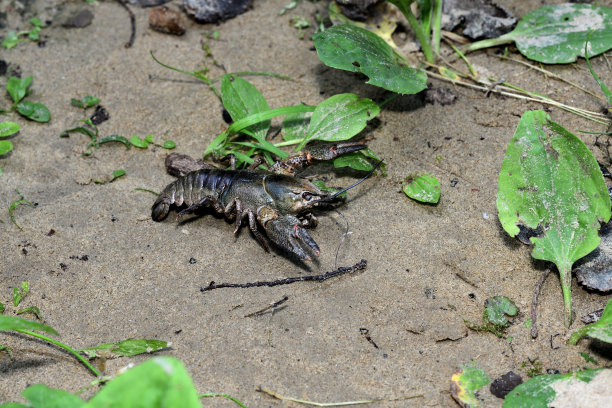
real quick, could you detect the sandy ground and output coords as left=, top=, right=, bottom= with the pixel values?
left=0, top=0, right=611, bottom=406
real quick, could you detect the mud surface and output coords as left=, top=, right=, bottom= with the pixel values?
left=1, top=0, right=611, bottom=406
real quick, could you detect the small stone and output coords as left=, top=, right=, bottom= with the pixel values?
left=490, top=371, right=522, bottom=399
left=62, top=9, right=94, bottom=28
left=149, top=6, right=186, bottom=36
left=183, top=0, right=252, bottom=23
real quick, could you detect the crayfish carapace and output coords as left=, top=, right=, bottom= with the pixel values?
left=152, top=142, right=377, bottom=260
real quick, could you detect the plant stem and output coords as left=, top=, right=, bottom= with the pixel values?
left=199, top=393, right=247, bottom=408
left=558, top=262, right=574, bottom=328
left=16, top=329, right=101, bottom=377
left=461, top=33, right=514, bottom=53
left=432, top=0, right=443, bottom=54
left=389, top=0, right=434, bottom=63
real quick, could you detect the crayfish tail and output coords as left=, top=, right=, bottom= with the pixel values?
left=151, top=200, right=170, bottom=221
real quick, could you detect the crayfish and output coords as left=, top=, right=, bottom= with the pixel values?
left=152, top=142, right=374, bottom=260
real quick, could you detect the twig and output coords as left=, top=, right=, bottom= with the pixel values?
left=117, top=0, right=136, bottom=48
left=257, top=387, right=375, bottom=406
left=244, top=296, right=289, bottom=318
left=531, top=268, right=552, bottom=339
left=201, top=260, right=367, bottom=291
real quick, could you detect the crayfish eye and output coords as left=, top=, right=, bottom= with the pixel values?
left=302, top=192, right=313, bottom=201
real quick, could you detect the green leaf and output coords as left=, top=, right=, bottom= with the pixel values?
left=71, top=96, right=100, bottom=109
left=13, top=281, right=29, bottom=307
left=0, top=315, right=58, bottom=335
left=80, top=338, right=169, bottom=359
left=0, top=121, right=20, bottom=138
left=221, top=74, right=270, bottom=141
left=313, top=24, right=428, bottom=94
left=282, top=109, right=311, bottom=141
left=503, top=369, right=610, bottom=408
left=30, top=17, right=43, bottom=27
left=7, top=76, right=33, bottom=104
left=485, top=4, right=612, bottom=64
left=86, top=357, right=201, bottom=408
left=98, top=135, right=131, bottom=148
left=17, top=306, right=42, bottom=321
left=402, top=172, right=440, bottom=204
left=22, top=384, right=84, bottom=408
left=28, top=27, right=40, bottom=41
left=162, top=140, right=176, bottom=149
left=0, top=302, right=4, bottom=314
left=299, top=93, right=379, bottom=150
left=450, top=362, right=490, bottom=408
left=497, top=110, right=611, bottom=326
left=484, top=296, right=518, bottom=327
left=130, top=136, right=149, bottom=148
left=569, top=298, right=612, bottom=345
left=16, top=101, right=50, bottom=122
left=0, top=140, right=13, bottom=156
left=1, top=32, right=21, bottom=49
left=333, top=151, right=374, bottom=172
left=111, top=169, right=126, bottom=181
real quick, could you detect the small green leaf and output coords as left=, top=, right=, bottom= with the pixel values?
left=451, top=362, right=490, bottom=408
left=145, top=134, right=154, bottom=144
left=1, top=32, right=20, bottom=49
left=13, top=281, right=29, bottom=307
left=7, top=76, right=33, bottom=104
left=111, top=169, right=126, bottom=182
left=497, top=110, right=611, bottom=326
left=16, top=101, right=50, bottom=122
left=0, top=315, right=58, bottom=335
left=501, top=4, right=612, bottom=64
left=221, top=74, right=270, bottom=141
left=0, top=140, right=13, bottom=155
left=16, top=306, right=42, bottom=321
left=333, top=151, right=374, bottom=172
left=0, top=121, right=20, bottom=138
left=80, top=338, right=169, bottom=359
left=86, top=357, right=200, bottom=408
left=311, top=180, right=347, bottom=199
left=484, top=296, right=518, bottom=327
left=130, top=136, right=149, bottom=148
left=402, top=173, right=440, bottom=204
left=313, top=24, right=428, bottom=94
left=71, top=96, right=100, bottom=109
left=299, top=93, right=379, bottom=150
left=579, top=352, right=598, bottom=365
left=98, top=135, right=130, bottom=148
left=22, top=384, right=85, bottom=408
left=29, top=17, right=43, bottom=27
left=28, top=27, right=40, bottom=41
left=162, top=140, right=176, bottom=149
left=569, top=298, right=612, bottom=345
left=524, top=318, right=532, bottom=328
left=503, top=369, right=610, bottom=408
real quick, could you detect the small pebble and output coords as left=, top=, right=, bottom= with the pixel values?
left=149, top=6, right=186, bottom=36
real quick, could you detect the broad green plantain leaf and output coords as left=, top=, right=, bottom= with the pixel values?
left=497, top=110, right=611, bottom=326
left=281, top=109, right=311, bottom=141
left=402, top=172, right=440, bottom=204
left=220, top=74, right=270, bottom=141
left=568, top=298, right=612, bottom=345
left=450, top=362, right=490, bottom=408
left=503, top=369, right=611, bottom=408
left=80, top=338, right=169, bottom=359
left=313, top=24, right=427, bottom=94
left=16, top=101, right=50, bottom=123
left=469, top=4, right=612, bottom=64
left=298, top=93, right=379, bottom=151
left=86, top=357, right=201, bottom=408
left=22, top=384, right=85, bottom=408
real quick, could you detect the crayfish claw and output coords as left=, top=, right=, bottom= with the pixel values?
left=303, top=141, right=366, bottom=162
left=263, top=214, right=319, bottom=260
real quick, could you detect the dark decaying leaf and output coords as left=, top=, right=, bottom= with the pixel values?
left=183, top=0, right=252, bottom=23
left=442, top=0, right=517, bottom=40
left=574, top=215, right=612, bottom=292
